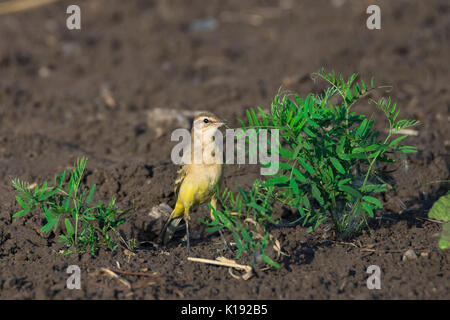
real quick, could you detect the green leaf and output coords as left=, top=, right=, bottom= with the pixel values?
left=262, top=254, right=280, bottom=269
left=338, top=178, right=352, bottom=188
left=217, top=212, right=233, bottom=230
left=206, top=225, right=224, bottom=233
left=292, top=168, right=307, bottom=183
left=330, top=157, right=345, bottom=174
left=438, top=222, right=450, bottom=250
left=251, top=108, right=260, bottom=126
left=389, top=135, right=408, bottom=148
left=438, top=238, right=449, bottom=250
left=352, top=147, right=365, bottom=154
left=58, top=171, right=66, bottom=187
left=12, top=210, right=28, bottom=218
left=63, top=196, right=70, bottom=211
left=257, top=106, right=268, bottom=125
left=362, top=202, right=375, bottom=218
left=245, top=109, right=253, bottom=126
left=363, top=144, right=380, bottom=152
left=298, top=206, right=306, bottom=217
left=41, top=219, right=58, bottom=233
left=356, top=119, right=367, bottom=137
left=302, top=194, right=311, bottom=209
left=339, top=185, right=362, bottom=199
left=336, top=136, right=346, bottom=154
left=429, top=194, right=450, bottom=222
left=33, top=185, right=39, bottom=196
left=262, top=175, right=290, bottom=186
left=38, top=181, right=48, bottom=201
left=298, top=158, right=315, bottom=176
left=290, top=179, right=299, bottom=195
left=15, top=195, right=29, bottom=211
left=279, top=147, right=294, bottom=159
left=64, top=218, right=74, bottom=236
left=247, top=202, right=267, bottom=212
left=349, top=153, right=366, bottom=159
left=311, top=184, right=324, bottom=205
left=41, top=208, right=58, bottom=233
left=400, top=149, right=417, bottom=154
left=295, top=117, right=308, bottom=132
left=363, top=196, right=383, bottom=209
left=313, top=216, right=327, bottom=230
left=237, top=186, right=249, bottom=203
left=41, top=221, right=55, bottom=233
left=87, top=184, right=96, bottom=203
left=43, top=206, right=55, bottom=222
left=58, top=235, right=69, bottom=243
left=306, top=119, right=320, bottom=128
left=304, top=127, right=317, bottom=138
left=241, top=229, right=252, bottom=243
left=43, top=185, right=61, bottom=200
left=338, top=152, right=351, bottom=161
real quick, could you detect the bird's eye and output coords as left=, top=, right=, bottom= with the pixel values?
left=203, top=118, right=209, bottom=123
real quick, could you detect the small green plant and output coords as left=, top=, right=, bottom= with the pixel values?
left=428, top=191, right=450, bottom=250
left=12, top=157, right=135, bottom=255
left=238, top=68, right=419, bottom=238
left=202, top=69, right=419, bottom=268
left=201, top=181, right=282, bottom=268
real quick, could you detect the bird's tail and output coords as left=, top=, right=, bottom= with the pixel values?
left=158, top=202, right=184, bottom=245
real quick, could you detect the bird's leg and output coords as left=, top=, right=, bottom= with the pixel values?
left=218, top=229, right=233, bottom=253
left=185, top=220, right=190, bottom=253
left=184, top=207, right=191, bottom=254
left=210, top=197, right=233, bottom=253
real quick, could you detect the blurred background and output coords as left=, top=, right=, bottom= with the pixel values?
left=0, top=0, right=448, bottom=162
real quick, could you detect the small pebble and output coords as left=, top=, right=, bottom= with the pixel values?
left=190, top=18, right=217, bottom=32
left=38, top=66, right=50, bottom=78
left=147, top=108, right=207, bottom=138
left=149, top=203, right=172, bottom=220
left=402, top=249, right=418, bottom=261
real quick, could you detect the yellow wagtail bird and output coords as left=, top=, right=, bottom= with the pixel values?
left=158, top=112, right=226, bottom=251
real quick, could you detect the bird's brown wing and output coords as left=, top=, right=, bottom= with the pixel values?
left=158, top=165, right=186, bottom=245
left=174, top=165, right=187, bottom=195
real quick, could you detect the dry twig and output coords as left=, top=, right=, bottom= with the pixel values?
left=106, top=267, right=161, bottom=278
left=416, top=217, right=444, bottom=224
left=98, top=267, right=131, bottom=289
left=188, top=256, right=253, bottom=280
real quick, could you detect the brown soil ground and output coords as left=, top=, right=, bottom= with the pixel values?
left=0, top=0, right=449, bottom=299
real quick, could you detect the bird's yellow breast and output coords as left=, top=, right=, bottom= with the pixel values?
left=178, top=164, right=222, bottom=208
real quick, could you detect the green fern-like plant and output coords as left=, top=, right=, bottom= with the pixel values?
left=12, top=157, right=135, bottom=255
left=201, top=181, right=282, bottom=268
left=240, top=68, right=419, bottom=237
left=201, top=69, right=419, bottom=269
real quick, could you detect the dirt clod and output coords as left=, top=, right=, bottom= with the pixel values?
left=403, top=249, right=418, bottom=261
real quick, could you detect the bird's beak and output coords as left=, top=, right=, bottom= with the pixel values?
left=216, top=119, right=227, bottom=127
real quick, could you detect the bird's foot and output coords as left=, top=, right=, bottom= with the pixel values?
left=185, top=219, right=191, bottom=254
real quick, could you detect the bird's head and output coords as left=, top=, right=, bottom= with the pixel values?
left=192, top=112, right=226, bottom=133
